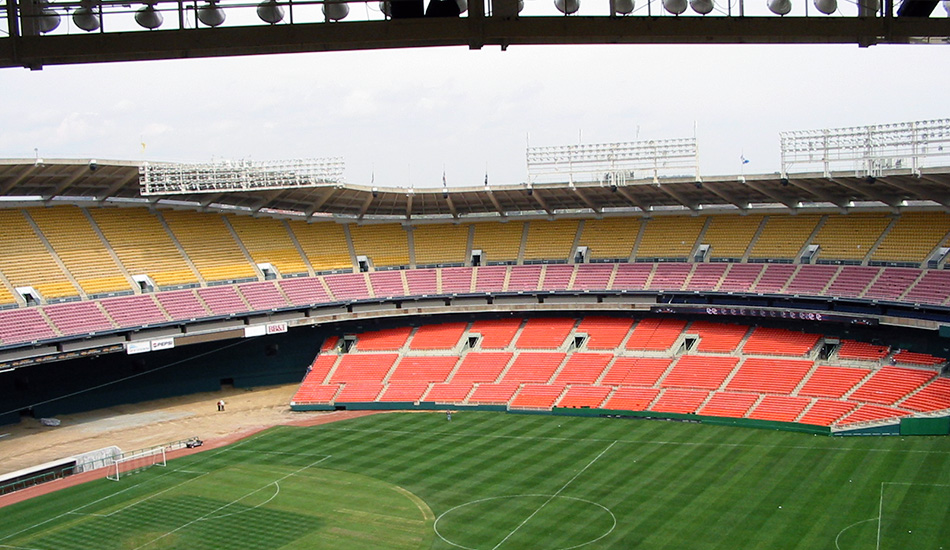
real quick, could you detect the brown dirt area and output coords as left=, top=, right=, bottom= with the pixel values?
left=0, top=384, right=388, bottom=507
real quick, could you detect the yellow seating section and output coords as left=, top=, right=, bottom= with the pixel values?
left=90, top=208, right=197, bottom=288
left=289, top=221, right=353, bottom=272
left=228, top=215, right=309, bottom=276
left=523, top=220, right=579, bottom=261
left=636, top=216, right=705, bottom=259
left=749, top=215, right=821, bottom=260
left=872, top=212, right=950, bottom=263
left=703, top=215, right=763, bottom=260
left=471, top=222, right=524, bottom=263
left=161, top=210, right=257, bottom=282
left=413, top=224, right=470, bottom=265
left=578, top=218, right=641, bottom=260
left=28, top=207, right=131, bottom=296
left=0, top=282, right=14, bottom=305
left=813, top=213, right=890, bottom=261
left=0, top=210, right=78, bottom=298
left=349, top=224, right=411, bottom=267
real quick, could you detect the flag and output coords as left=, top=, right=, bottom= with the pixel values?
left=484, top=172, right=489, bottom=186
left=442, top=170, right=446, bottom=187
left=741, top=155, right=750, bottom=165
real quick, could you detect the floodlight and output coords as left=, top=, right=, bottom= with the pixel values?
left=135, top=4, right=163, bottom=28
left=690, top=0, right=713, bottom=13
left=663, top=0, right=688, bottom=14
left=197, top=0, right=226, bottom=26
left=72, top=4, right=100, bottom=31
left=614, top=0, right=635, bottom=14
left=767, top=0, right=791, bottom=14
left=323, top=0, right=349, bottom=20
left=35, top=1, right=61, bottom=33
left=813, top=0, right=835, bottom=13
left=257, top=0, right=284, bottom=23
left=554, top=0, right=580, bottom=14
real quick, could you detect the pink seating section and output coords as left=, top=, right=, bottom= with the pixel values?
left=0, top=308, right=59, bottom=344
left=9, top=264, right=950, bottom=350
left=369, top=271, right=405, bottom=298
left=541, top=265, right=574, bottom=291
left=405, top=269, right=437, bottom=296
left=43, top=301, right=113, bottom=337
left=196, top=286, right=248, bottom=316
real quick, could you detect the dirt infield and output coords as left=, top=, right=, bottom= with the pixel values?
left=0, top=384, right=387, bottom=509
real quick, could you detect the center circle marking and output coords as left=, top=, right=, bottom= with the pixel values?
left=433, top=494, right=616, bottom=550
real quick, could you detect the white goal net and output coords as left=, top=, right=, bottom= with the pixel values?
left=106, top=447, right=167, bottom=481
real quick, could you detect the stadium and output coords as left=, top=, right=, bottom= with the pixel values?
left=0, top=120, right=949, bottom=549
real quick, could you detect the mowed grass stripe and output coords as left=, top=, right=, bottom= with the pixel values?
left=3, top=412, right=950, bottom=550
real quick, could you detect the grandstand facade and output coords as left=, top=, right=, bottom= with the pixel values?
left=0, top=158, right=948, bottom=434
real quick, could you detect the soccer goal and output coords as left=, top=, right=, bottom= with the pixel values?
left=106, top=447, right=167, bottom=481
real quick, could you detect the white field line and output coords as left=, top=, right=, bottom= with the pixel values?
left=69, top=472, right=213, bottom=518
left=876, top=482, right=884, bottom=550
left=0, top=428, right=271, bottom=544
left=491, top=441, right=617, bottom=550
left=318, top=426, right=950, bottom=455
left=130, top=455, right=331, bottom=550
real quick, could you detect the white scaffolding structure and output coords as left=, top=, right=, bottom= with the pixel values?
left=780, top=119, right=950, bottom=178
left=526, top=138, right=700, bottom=186
left=139, top=157, right=345, bottom=196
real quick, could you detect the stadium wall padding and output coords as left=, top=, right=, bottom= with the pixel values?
left=0, top=330, right=322, bottom=424
left=900, top=416, right=950, bottom=436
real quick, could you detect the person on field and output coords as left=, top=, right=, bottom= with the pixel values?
left=217, top=400, right=225, bottom=412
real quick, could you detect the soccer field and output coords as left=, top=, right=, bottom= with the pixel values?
left=1, top=412, right=949, bottom=549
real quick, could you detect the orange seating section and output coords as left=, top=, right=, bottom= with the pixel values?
left=502, top=352, right=566, bottom=383
left=409, top=322, right=468, bottom=350
left=355, top=327, right=413, bottom=351
left=553, top=353, right=613, bottom=384
left=510, top=384, right=566, bottom=408
left=725, top=358, right=813, bottom=394
left=839, top=404, right=911, bottom=425
left=689, top=321, right=749, bottom=353
left=468, top=383, right=520, bottom=404
left=900, top=378, right=950, bottom=412
left=747, top=395, right=811, bottom=422
left=576, top=317, right=634, bottom=349
left=470, top=318, right=522, bottom=349
left=605, top=387, right=660, bottom=411
left=378, top=382, right=430, bottom=402
left=292, top=316, right=942, bottom=427
left=847, top=366, right=936, bottom=405
left=797, top=365, right=869, bottom=398
left=625, top=318, right=687, bottom=350
left=650, top=389, right=709, bottom=414
left=797, top=400, right=856, bottom=426
left=329, top=354, right=399, bottom=383
left=600, top=357, right=672, bottom=386
left=698, top=392, right=759, bottom=418
left=388, top=356, right=459, bottom=383
left=661, top=356, right=738, bottom=390
left=837, top=340, right=890, bottom=361
left=557, top=385, right=612, bottom=409
left=892, top=350, right=946, bottom=366
left=514, top=318, right=576, bottom=349
left=741, top=327, right=820, bottom=356
left=451, top=352, right=513, bottom=382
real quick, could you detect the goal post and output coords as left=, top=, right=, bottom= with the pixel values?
left=106, top=447, right=167, bottom=481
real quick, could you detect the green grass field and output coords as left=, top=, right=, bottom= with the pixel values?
left=2, top=412, right=949, bottom=549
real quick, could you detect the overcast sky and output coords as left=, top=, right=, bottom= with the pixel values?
left=1, top=35, right=949, bottom=188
